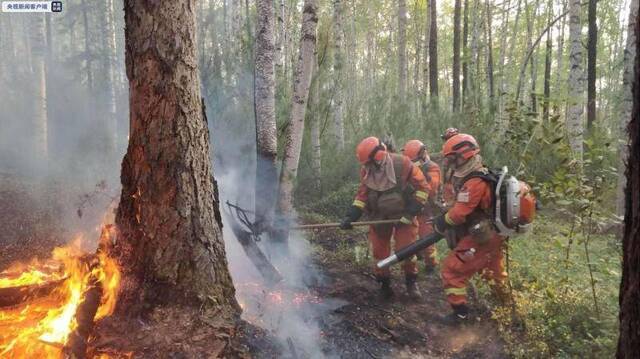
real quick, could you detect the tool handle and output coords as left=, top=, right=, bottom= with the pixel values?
left=291, top=219, right=402, bottom=230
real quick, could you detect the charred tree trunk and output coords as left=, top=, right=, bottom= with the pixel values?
left=617, top=7, right=640, bottom=355
left=429, top=0, right=439, bottom=101
left=254, top=0, right=279, bottom=231
left=616, top=0, right=638, bottom=217
left=276, top=0, right=318, bottom=237
left=586, top=0, right=597, bottom=131
left=453, top=0, right=462, bottom=112
left=567, top=0, right=585, bottom=161
left=114, top=0, right=238, bottom=314
left=398, top=0, right=408, bottom=102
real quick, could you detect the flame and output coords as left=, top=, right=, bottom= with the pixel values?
left=0, top=231, right=121, bottom=358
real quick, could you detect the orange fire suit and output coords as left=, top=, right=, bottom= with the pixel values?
left=352, top=154, right=430, bottom=278
left=416, top=161, right=441, bottom=268
left=440, top=177, right=508, bottom=306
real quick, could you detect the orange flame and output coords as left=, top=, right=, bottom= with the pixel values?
left=0, top=231, right=121, bottom=358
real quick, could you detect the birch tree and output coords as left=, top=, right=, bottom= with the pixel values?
left=276, top=0, right=319, bottom=226
left=254, top=0, right=279, bottom=228
left=567, top=0, right=585, bottom=161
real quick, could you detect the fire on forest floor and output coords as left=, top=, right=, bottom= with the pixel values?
left=0, top=231, right=121, bottom=358
left=237, top=225, right=508, bottom=358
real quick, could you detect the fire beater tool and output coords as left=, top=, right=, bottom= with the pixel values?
left=376, top=232, right=444, bottom=269
left=224, top=201, right=284, bottom=285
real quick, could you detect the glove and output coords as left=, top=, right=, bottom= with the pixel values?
left=399, top=216, right=413, bottom=225
left=433, top=214, right=452, bottom=234
left=405, top=197, right=425, bottom=217
left=340, top=206, right=363, bottom=230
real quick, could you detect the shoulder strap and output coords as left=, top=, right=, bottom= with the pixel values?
left=390, top=154, right=408, bottom=188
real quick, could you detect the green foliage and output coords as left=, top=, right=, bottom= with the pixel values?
left=488, top=214, right=621, bottom=357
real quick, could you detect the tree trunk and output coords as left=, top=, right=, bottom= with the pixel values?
left=114, top=0, right=238, bottom=313
left=453, top=0, right=462, bottom=112
left=528, top=0, right=539, bottom=112
left=333, top=0, right=345, bottom=150
left=276, top=0, right=319, bottom=226
left=310, top=60, right=322, bottom=194
left=82, top=0, right=93, bottom=91
left=616, top=6, right=640, bottom=354
left=276, top=0, right=285, bottom=73
left=423, top=0, right=431, bottom=111
left=30, top=14, right=48, bottom=162
left=543, top=1, right=553, bottom=122
left=496, top=0, right=511, bottom=118
left=567, top=0, right=585, bottom=161
left=429, top=0, right=439, bottom=100
left=553, top=0, right=567, bottom=115
left=398, top=0, right=408, bottom=102
left=462, top=0, right=469, bottom=106
left=254, top=0, right=279, bottom=229
left=102, top=0, right=119, bottom=154
left=616, top=0, right=638, bottom=217
left=586, top=0, right=597, bottom=131
left=485, top=0, right=494, bottom=103
left=469, top=0, right=480, bottom=110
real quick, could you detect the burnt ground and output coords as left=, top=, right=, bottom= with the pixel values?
left=0, top=176, right=506, bottom=358
left=239, top=227, right=508, bottom=359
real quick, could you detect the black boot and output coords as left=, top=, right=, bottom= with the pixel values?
left=441, top=304, right=470, bottom=325
left=405, top=274, right=422, bottom=299
left=377, top=276, right=394, bottom=300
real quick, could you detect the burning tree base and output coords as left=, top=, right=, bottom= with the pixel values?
left=0, top=227, right=121, bottom=358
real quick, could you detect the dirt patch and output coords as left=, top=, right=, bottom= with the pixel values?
left=305, top=230, right=506, bottom=358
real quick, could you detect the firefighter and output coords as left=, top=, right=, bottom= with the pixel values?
left=340, top=136, right=430, bottom=299
left=440, top=127, right=459, bottom=207
left=402, top=140, right=441, bottom=273
left=432, top=133, right=509, bottom=323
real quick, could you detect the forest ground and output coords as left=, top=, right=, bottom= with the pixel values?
left=0, top=176, right=620, bottom=357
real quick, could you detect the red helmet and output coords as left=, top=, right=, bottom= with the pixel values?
left=442, top=134, right=480, bottom=161
left=356, top=137, right=387, bottom=164
left=402, top=140, right=429, bottom=162
left=441, top=127, right=460, bottom=141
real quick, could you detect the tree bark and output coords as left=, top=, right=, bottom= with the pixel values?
left=276, top=0, right=319, bottom=226
left=333, top=0, right=345, bottom=150
left=398, top=0, right=408, bottom=102
left=462, top=0, right=469, bottom=106
left=616, top=0, right=638, bottom=217
left=276, top=0, right=285, bottom=73
left=254, top=0, right=279, bottom=229
left=485, top=0, right=494, bottom=102
left=30, top=14, right=48, bottom=162
left=82, top=0, right=93, bottom=91
left=586, top=0, right=597, bottom=131
left=543, top=0, right=553, bottom=122
left=102, top=0, right=119, bottom=153
left=496, top=0, right=511, bottom=117
left=567, top=0, right=585, bottom=161
left=617, top=6, right=640, bottom=355
left=429, top=0, right=439, bottom=100
left=114, top=0, right=238, bottom=313
left=310, top=60, right=322, bottom=194
left=453, top=0, right=462, bottom=112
